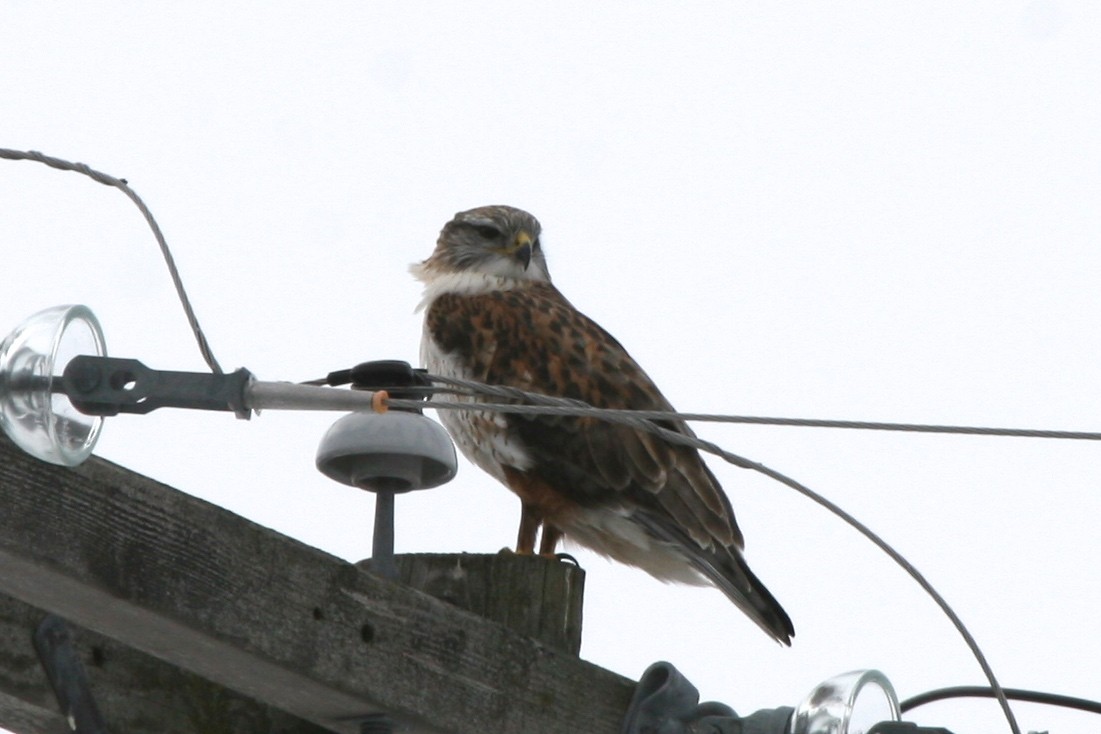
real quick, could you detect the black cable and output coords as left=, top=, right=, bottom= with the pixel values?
left=902, top=686, right=1101, bottom=717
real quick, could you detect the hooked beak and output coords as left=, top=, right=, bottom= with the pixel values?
left=509, top=232, right=533, bottom=270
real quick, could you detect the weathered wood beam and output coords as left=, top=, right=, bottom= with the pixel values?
left=0, top=592, right=333, bottom=734
left=0, top=436, right=634, bottom=734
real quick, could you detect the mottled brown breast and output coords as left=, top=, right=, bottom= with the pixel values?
left=424, top=281, right=743, bottom=550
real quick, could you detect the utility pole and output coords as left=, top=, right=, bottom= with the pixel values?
left=0, top=436, right=633, bottom=734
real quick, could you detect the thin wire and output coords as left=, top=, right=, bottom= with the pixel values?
left=672, top=416, right=1101, bottom=440
left=415, top=375, right=1101, bottom=441
left=0, top=148, right=223, bottom=374
left=902, top=686, right=1101, bottom=717
left=394, top=374, right=1023, bottom=734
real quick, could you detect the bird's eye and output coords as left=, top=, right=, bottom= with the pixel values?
left=473, top=224, right=501, bottom=239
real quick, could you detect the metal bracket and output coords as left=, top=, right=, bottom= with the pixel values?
left=32, top=615, right=109, bottom=734
left=62, top=355, right=253, bottom=418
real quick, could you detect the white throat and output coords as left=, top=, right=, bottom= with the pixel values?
left=410, top=263, right=533, bottom=312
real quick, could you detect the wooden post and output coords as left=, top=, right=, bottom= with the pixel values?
left=361, top=553, right=585, bottom=655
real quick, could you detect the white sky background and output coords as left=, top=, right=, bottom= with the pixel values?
left=2, top=2, right=1100, bottom=732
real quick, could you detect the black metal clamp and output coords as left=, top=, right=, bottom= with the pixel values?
left=32, top=615, right=109, bottom=734
left=62, top=355, right=253, bottom=418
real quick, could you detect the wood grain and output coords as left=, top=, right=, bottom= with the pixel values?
left=0, top=436, right=633, bottom=733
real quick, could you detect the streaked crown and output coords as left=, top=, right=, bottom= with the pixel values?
left=418, top=205, right=551, bottom=283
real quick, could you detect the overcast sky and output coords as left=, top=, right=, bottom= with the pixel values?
left=3, top=3, right=1100, bottom=732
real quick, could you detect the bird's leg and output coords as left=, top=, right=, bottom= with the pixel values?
left=516, top=503, right=541, bottom=555
left=538, top=524, right=562, bottom=556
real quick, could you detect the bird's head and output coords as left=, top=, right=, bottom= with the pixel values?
left=415, top=205, right=551, bottom=284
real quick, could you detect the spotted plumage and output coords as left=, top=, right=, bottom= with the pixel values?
left=412, top=205, right=794, bottom=644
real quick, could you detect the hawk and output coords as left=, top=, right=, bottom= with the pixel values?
left=412, top=205, right=794, bottom=644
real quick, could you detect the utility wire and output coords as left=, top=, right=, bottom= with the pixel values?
left=0, top=148, right=224, bottom=374
left=3, top=145, right=1091, bottom=454
left=902, top=686, right=1101, bottom=717
left=394, top=373, right=1024, bottom=734
left=396, top=375, right=1101, bottom=441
